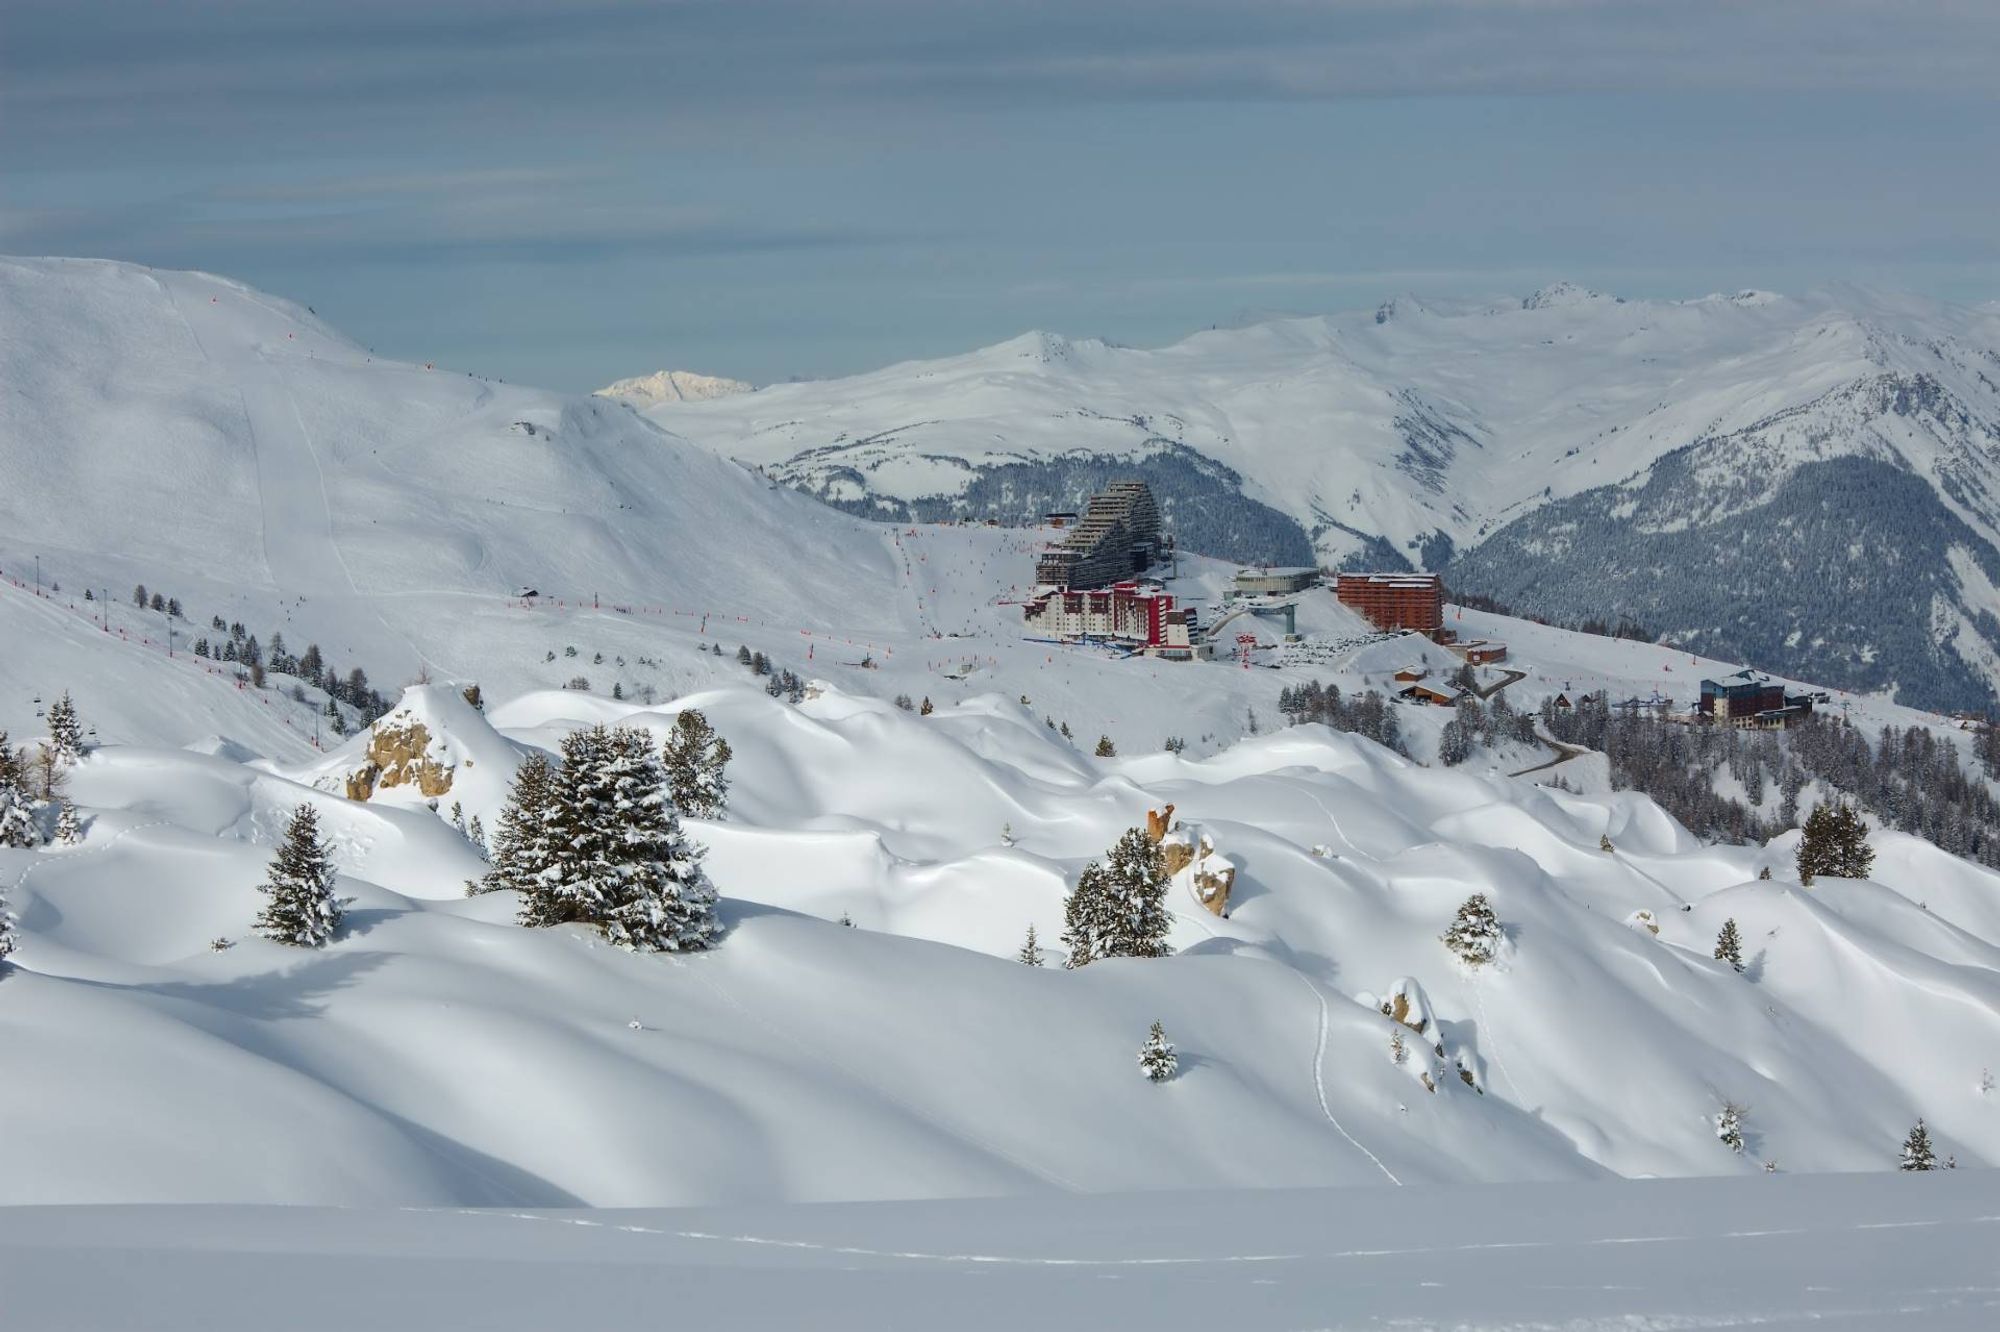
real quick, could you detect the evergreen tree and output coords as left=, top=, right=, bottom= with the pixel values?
left=1017, top=923, right=1044, bottom=966
left=1758, top=865, right=1773, bottom=880
left=1714, top=918, right=1745, bottom=972
left=1094, top=735, right=1117, bottom=758
left=1061, top=828, right=1172, bottom=967
left=167, top=597, right=182, bottom=619
left=255, top=804, right=342, bottom=947
left=467, top=815, right=486, bottom=856
left=919, top=696, right=934, bottom=716
left=132, top=584, right=147, bottom=608
left=519, top=727, right=718, bottom=952
left=0, top=875, right=14, bottom=968
left=1060, top=721, right=1072, bottom=740
left=1599, top=833, right=1615, bottom=853
left=1798, top=800, right=1874, bottom=885
left=0, top=731, right=38, bottom=850
left=475, top=752, right=557, bottom=894
left=1715, top=1100, right=1747, bottom=1154
left=661, top=709, right=731, bottom=819
left=1900, top=1118, right=1937, bottom=1171
left=1443, top=893, right=1503, bottom=967
left=45, top=692, right=83, bottom=765
left=150, top=592, right=166, bottom=613
left=736, top=645, right=752, bottom=666
left=1437, top=717, right=1472, bottom=766
left=1138, top=1020, right=1178, bottom=1082
left=54, top=799, right=82, bottom=846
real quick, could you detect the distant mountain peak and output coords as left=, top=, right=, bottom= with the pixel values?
left=1521, top=281, right=1619, bottom=310
left=594, top=369, right=754, bottom=406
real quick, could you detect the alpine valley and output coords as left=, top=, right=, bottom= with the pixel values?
left=644, top=282, right=2000, bottom=711
left=6, top=257, right=2000, bottom=1330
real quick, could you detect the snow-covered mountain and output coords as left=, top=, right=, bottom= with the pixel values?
left=651, top=285, right=2000, bottom=708
left=4, top=256, right=1998, bottom=1241
left=594, top=368, right=754, bottom=406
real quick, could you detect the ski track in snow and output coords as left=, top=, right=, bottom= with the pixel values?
left=1293, top=971, right=1403, bottom=1186
left=1470, top=974, right=1530, bottom=1108
left=461, top=1204, right=2000, bottom=1269
left=160, top=273, right=457, bottom=680
left=10, top=818, right=176, bottom=911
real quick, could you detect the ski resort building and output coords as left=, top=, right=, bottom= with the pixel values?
left=1445, top=639, right=1509, bottom=665
left=1698, top=670, right=1817, bottom=728
left=1233, top=566, right=1321, bottom=597
left=1022, top=581, right=1202, bottom=658
left=1034, top=481, right=1165, bottom=590
left=1335, top=572, right=1445, bottom=636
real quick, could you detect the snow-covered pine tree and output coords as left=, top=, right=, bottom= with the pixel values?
left=1715, top=1100, right=1747, bottom=1154
left=1443, top=893, right=1503, bottom=967
left=1714, top=918, right=1744, bottom=972
left=519, top=726, right=718, bottom=952
left=1599, top=833, right=1615, bottom=853
left=467, top=814, right=486, bottom=857
left=478, top=751, right=557, bottom=895
left=0, top=876, right=15, bottom=967
left=919, top=697, right=934, bottom=716
left=1758, top=865, right=1772, bottom=880
left=1000, top=821, right=1015, bottom=847
left=1094, top=735, right=1117, bottom=757
left=1139, top=1020, right=1178, bottom=1082
left=255, top=804, right=342, bottom=948
left=54, top=799, right=82, bottom=846
left=1061, top=827, right=1172, bottom=967
left=45, top=693, right=83, bottom=766
left=1900, top=1118, right=1937, bottom=1171
left=661, top=709, right=731, bottom=819
left=1017, top=923, right=1043, bottom=966
left=0, top=732, right=39, bottom=850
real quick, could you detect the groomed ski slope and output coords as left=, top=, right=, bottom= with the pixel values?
left=6, top=1170, right=1999, bottom=1331
left=5, top=681, right=1999, bottom=1213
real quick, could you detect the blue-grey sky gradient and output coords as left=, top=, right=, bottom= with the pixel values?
left=6, top=1, right=1998, bottom=390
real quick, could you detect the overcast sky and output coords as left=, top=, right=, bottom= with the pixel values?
left=5, top=1, right=1998, bottom=390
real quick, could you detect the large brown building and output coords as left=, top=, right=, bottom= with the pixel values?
left=1034, top=480, right=1165, bottom=590
left=1335, top=572, right=1444, bottom=635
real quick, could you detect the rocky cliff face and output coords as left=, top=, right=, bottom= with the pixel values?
left=342, top=713, right=457, bottom=802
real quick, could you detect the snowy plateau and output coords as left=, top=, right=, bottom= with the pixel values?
left=3, top=257, right=2000, bottom=1329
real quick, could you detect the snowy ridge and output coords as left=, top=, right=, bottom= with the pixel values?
left=593, top=368, right=755, bottom=406
left=6, top=676, right=2000, bottom=1210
